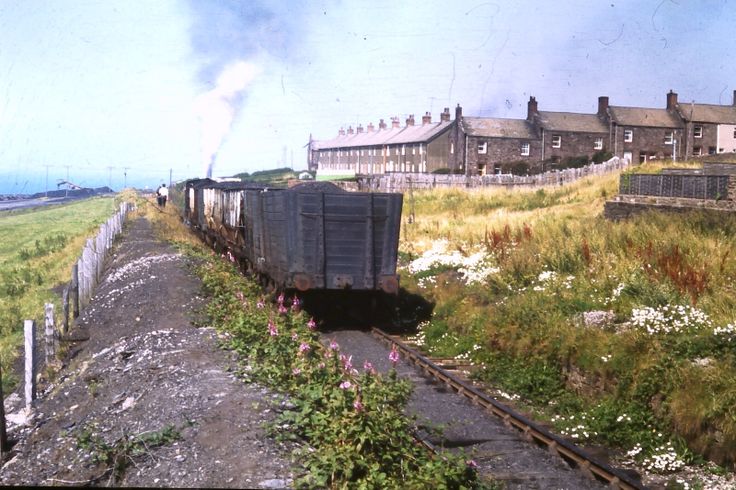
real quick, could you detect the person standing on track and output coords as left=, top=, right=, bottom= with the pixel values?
left=156, top=183, right=169, bottom=208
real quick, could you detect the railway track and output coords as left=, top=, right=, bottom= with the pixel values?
left=321, top=327, right=645, bottom=489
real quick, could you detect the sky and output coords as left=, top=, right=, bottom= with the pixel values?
left=0, top=0, right=735, bottom=194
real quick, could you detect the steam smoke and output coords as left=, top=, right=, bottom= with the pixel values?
left=195, top=61, right=260, bottom=178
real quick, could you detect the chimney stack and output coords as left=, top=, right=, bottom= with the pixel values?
left=422, top=111, right=432, bottom=125
left=597, top=96, right=609, bottom=116
left=356, top=124, right=364, bottom=134
left=455, top=104, right=462, bottom=120
left=527, top=96, right=538, bottom=121
left=440, top=107, right=450, bottom=122
left=338, top=127, right=345, bottom=136
left=391, top=117, right=400, bottom=128
left=666, top=90, right=678, bottom=110
left=733, top=89, right=736, bottom=106
left=378, top=119, right=387, bottom=130
left=367, top=122, right=375, bottom=132
left=405, top=114, right=415, bottom=126
left=347, top=126, right=354, bottom=135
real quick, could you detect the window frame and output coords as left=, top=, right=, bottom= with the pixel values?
left=664, top=132, right=674, bottom=145
left=694, top=125, right=703, bottom=138
left=594, top=137, right=603, bottom=150
left=551, top=135, right=561, bottom=148
left=623, top=129, right=633, bottom=143
left=477, top=142, right=488, bottom=154
left=520, top=142, right=530, bottom=156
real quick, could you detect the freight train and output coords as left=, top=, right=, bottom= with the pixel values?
left=184, top=179, right=403, bottom=296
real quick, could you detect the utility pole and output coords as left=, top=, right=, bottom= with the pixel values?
left=123, top=167, right=130, bottom=188
left=63, top=165, right=71, bottom=198
left=43, top=164, right=52, bottom=198
left=106, top=166, right=114, bottom=189
left=169, top=168, right=172, bottom=189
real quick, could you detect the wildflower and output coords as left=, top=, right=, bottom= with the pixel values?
left=339, top=380, right=352, bottom=390
left=278, top=304, right=288, bottom=315
left=353, top=399, right=364, bottom=412
left=363, top=360, right=375, bottom=374
left=299, top=342, right=311, bottom=354
left=340, top=354, right=353, bottom=371
left=466, top=460, right=478, bottom=469
left=328, top=340, right=340, bottom=351
left=292, top=367, right=301, bottom=376
left=307, top=318, right=317, bottom=330
left=291, top=296, right=301, bottom=312
left=277, top=292, right=285, bottom=305
left=268, top=319, right=278, bottom=337
left=389, top=345, right=400, bottom=366
left=291, top=332, right=299, bottom=341
left=257, top=298, right=265, bottom=309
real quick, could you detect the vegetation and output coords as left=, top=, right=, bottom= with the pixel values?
left=0, top=197, right=119, bottom=389
left=399, top=160, right=736, bottom=481
left=232, top=167, right=304, bottom=186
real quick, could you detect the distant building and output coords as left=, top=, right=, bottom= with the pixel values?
left=309, top=88, right=736, bottom=177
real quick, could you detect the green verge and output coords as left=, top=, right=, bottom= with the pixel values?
left=0, top=197, right=118, bottom=389
left=190, top=247, right=490, bottom=489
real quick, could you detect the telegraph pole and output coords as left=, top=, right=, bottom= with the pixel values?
left=123, top=167, right=130, bottom=188
left=63, top=165, right=71, bottom=198
left=106, top=166, right=114, bottom=189
left=169, top=168, right=172, bottom=189
left=43, top=164, right=52, bottom=198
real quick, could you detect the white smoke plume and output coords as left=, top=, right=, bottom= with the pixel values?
left=195, top=61, right=260, bottom=178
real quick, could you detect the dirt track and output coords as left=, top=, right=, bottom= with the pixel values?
left=0, top=217, right=297, bottom=487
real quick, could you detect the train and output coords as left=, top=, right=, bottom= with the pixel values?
left=183, top=179, right=403, bottom=296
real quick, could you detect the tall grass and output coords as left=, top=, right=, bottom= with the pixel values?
left=0, top=197, right=118, bottom=388
left=399, top=162, right=736, bottom=470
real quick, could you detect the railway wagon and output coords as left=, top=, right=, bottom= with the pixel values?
left=185, top=179, right=403, bottom=295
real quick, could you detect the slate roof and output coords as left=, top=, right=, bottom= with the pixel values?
left=536, top=111, right=609, bottom=133
left=677, top=103, right=736, bottom=124
left=608, top=106, right=682, bottom=128
left=462, top=117, right=538, bottom=139
left=312, top=120, right=454, bottom=150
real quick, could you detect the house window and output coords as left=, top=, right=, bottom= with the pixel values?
left=551, top=135, right=561, bottom=148
left=450, top=143, right=454, bottom=154
left=694, top=125, right=703, bottom=138
left=664, top=132, right=674, bottom=145
left=693, top=146, right=702, bottom=156
left=478, top=142, right=487, bottom=154
left=520, top=142, right=530, bottom=156
left=594, top=138, right=603, bottom=150
left=733, top=128, right=736, bottom=139
left=623, top=129, right=633, bottom=142
left=709, top=146, right=717, bottom=155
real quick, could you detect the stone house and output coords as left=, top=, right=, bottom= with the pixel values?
left=675, top=90, right=736, bottom=158
left=462, top=116, right=539, bottom=175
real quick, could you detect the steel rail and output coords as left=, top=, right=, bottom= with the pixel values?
left=371, top=327, right=645, bottom=490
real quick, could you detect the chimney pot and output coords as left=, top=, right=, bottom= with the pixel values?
left=440, top=107, right=450, bottom=122
left=347, top=125, right=354, bottom=135
left=357, top=124, right=364, bottom=134
left=391, top=117, right=400, bottom=129
left=338, top=127, right=345, bottom=136
left=406, top=114, right=415, bottom=126
left=455, top=104, right=462, bottom=120
left=367, top=122, right=375, bottom=132
left=378, top=119, right=387, bottom=130
left=597, top=96, right=609, bottom=116
left=422, top=111, right=431, bottom=125
left=666, top=90, right=678, bottom=110
left=527, top=96, right=538, bottom=121
left=733, top=89, right=736, bottom=107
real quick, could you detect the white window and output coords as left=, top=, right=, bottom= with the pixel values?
left=478, top=142, right=487, bottom=154
left=693, top=146, right=702, bottom=156
left=450, top=143, right=454, bottom=154
left=551, top=135, right=561, bottom=148
left=594, top=137, right=603, bottom=150
left=623, top=129, right=633, bottom=142
left=694, top=125, right=703, bottom=138
left=664, top=132, right=674, bottom=145
left=520, top=142, right=530, bottom=156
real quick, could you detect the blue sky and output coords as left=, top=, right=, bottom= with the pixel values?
left=0, top=0, right=734, bottom=194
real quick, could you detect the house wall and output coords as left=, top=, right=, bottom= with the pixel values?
left=541, top=130, right=609, bottom=163
left=612, top=125, right=683, bottom=162
left=717, top=124, right=736, bottom=154
left=466, top=136, right=540, bottom=175
left=425, top=130, right=454, bottom=173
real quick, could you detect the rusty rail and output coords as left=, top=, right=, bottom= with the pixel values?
left=371, top=327, right=645, bottom=490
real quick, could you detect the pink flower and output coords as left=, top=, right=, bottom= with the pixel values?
left=339, top=380, right=352, bottom=390
left=277, top=292, right=285, bottom=305
left=291, top=297, right=301, bottom=312
left=299, top=342, right=311, bottom=353
left=268, top=319, right=278, bottom=337
left=307, top=318, right=317, bottom=330
left=466, top=460, right=478, bottom=469
left=340, top=354, right=353, bottom=371
left=318, top=362, right=325, bottom=369
left=389, top=345, right=400, bottom=366
left=278, top=304, right=288, bottom=315
left=292, top=367, right=302, bottom=376
left=363, top=360, right=376, bottom=374
left=291, top=332, right=299, bottom=341
left=328, top=340, right=339, bottom=351
left=257, top=298, right=265, bottom=309
left=353, top=399, right=364, bottom=412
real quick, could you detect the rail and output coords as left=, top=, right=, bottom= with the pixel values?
left=371, top=327, right=645, bottom=490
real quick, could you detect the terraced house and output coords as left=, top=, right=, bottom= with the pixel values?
left=309, top=89, right=736, bottom=177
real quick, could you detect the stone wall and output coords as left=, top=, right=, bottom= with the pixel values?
left=604, top=196, right=736, bottom=220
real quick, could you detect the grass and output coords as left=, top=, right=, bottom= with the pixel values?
left=0, top=196, right=119, bottom=389
left=399, top=160, right=736, bottom=475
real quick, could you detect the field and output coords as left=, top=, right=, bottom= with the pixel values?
left=398, top=161, right=736, bottom=478
left=0, top=197, right=118, bottom=388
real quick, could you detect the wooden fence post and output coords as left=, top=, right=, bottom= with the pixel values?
left=71, top=263, right=79, bottom=319
left=45, top=303, right=55, bottom=365
left=24, top=320, right=36, bottom=411
left=62, top=284, right=70, bottom=335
